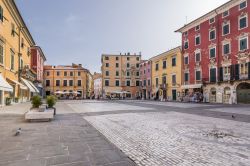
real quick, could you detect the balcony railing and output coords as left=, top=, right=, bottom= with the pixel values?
left=240, top=74, right=248, bottom=80
left=223, top=74, right=230, bottom=81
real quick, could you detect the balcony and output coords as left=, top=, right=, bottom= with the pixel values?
left=240, top=74, right=248, bottom=80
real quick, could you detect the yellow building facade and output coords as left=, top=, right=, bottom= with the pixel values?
left=101, top=53, right=141, bottom=99
left=150, top=47, right=182, bottom=101
left=43, top=64, right=91, bottom=99
left=0, top=0, right=38, bottom=105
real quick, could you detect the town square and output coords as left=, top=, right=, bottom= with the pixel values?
left=0, top=0, right=250, bottom=165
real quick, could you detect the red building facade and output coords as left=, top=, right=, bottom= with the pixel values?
left=176, top=0, right=250, bottom=104
left=31, top=46, right=46, bottom=96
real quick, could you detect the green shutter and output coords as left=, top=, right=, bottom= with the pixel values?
left=248, top=62, right=250, bottom=80
left=230, top=65, right=234, bottom=80
left=235, top=64, right=239, bottom=80
left=219, top=67, right=223, bottom=82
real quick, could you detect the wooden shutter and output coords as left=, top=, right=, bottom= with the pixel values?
left=230, top=65, right=235, bottom=80
left=235, top=64, right=239, bottom=80
left=219, top=67, right=223, bottom=82
left=0, top=6, right=3, bottom=22
left=248, top=62, right=250, bottom=79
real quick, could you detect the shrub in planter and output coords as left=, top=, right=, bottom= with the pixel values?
left=46, top=95, right=57, bottom=115
left=5, top=97, right=12, bottom=106
left=31, top=96, right=42, bottom=108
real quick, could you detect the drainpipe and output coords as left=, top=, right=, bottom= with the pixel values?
left=215, top=10, right=220, bottom=83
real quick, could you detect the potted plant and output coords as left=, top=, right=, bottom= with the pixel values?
left=14, top=97, right=19, bottom=103
left=46, top=95, right=57, bottom=115
left=5, top=97, right=12, bottom=106
left=31, top=95, right=42, bottom=111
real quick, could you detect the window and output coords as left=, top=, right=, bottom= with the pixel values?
left=116, top=71, right=119, bottom=76
left=77, top=80, right=82, bottom=86
left=69, top=80, right=73, bottom=86
left=144, top=69, right=146, bottom=74
left=46, top=80, right=50, bottom=87
left=148, top=79, right=151, bottom=86
left=136, top=63, right=140, bottom=68
left=63, top=80, right=67, bottom=86
left=136, top=57, right=140, bottom=61
left=116, top=63, right=119, bottom=68
left=195, top=52, right=201, bottom=62
left=195, top=25, right=200, bottom=31
left=127, top=57, right=130, bottom=61
left=78, top=72, right=81, bottom=76
left=105, top=80, right=109, bottom=86
left=240, top=63, right=249, bottom=75
left=21, top=38, right=24, bottom=48
left=163, top=60, right=167, bottom=69
left=156, top=78, right=159, bottom=87
left=184, top=56, right=189, bottom=65
left=136, top=71, right=140, bottom=76
left=0, top=42, right=3, bottom=65
left=195, top=35, right=201, bottom=45
left=222, top=10, right=229, bottom=18
left=10, top=50, right=14, bottom=70
left=184, top=73, right=189, bottom=82
left=20, top=59, right=23, bottom=69
left=127, top=63, right=130, bottom=68
left=148, top=69, right=150, bottom=73
left=210, top=47, right=216, bottom=58
left=172, top=75, right=176, bottom=85
left=105, top=63, right=109, bottom=67
left=144, top=79, right=147, bottom=86
left=210, top=68, right=216, bottom=82
left=209, top=29, right=216, bottom=40
left=223, top=23, right=230, bottom=35
left=116, top=57, right=119, bottom=61
left=57, top=71, right=60, bottom=76
left=56, top=80, right=60, bottom=86
left=239, top=15, right=247, bottom=30
left=115, top=80, right=120, bottom=86
left=162, top=76, right=167, bottom=84
left=11, top=23, right=15, bottom=37
left=184, top=40, right=189, bottom=49
left=70, top=72, right=73, bottom=76
left=196, top=70, right=201, bottom=80
left=105, top=71, right=109, bottom=76
left=223, top=43, right=230, bottom=55
left=105, top=56, right=109, bottom=60
left=64, top=72, right=67, bottom=76
left=46, top=71, right=50, bottom=76
left=155, top=63, right=159, bottom=71
left=0, top=5, right=3, bottom=22
left=126, top=80, right=130, bottom=86
left=126, top=71, right=130, bottom=76
left=172, top=56, right=176, bottom=67
left=184, top=31, right=188, bottom=36
left=239, top=36, right=248, bottom=51
left=136, top=80, right=140, bottom=86
left=239, top=1, right=247, bottom=10
left=209, top=17, right=215, bottom=24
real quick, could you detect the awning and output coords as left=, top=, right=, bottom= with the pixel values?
left=181, top=84, right=202, bottom=89
left=28, top=81, right=40, bottom=93
left=7, top=78, right=28, bottom=90
left=21, top=78, right=37, bottom=93
left=0, top=74, right=13, bottom=92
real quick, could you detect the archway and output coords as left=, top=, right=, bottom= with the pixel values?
left=210, top=87, right=216, bottom=103
left=237, top=83, right=250, bottom=104
left=223, top=87, right=231, bottom=104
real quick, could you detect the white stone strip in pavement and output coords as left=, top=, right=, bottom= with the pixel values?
left=85, top=112, right=250, bottom=166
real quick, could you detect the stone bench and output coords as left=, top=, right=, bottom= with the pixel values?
left=25, top=108, right=54, bottom=122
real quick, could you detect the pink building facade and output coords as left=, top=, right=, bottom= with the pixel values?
left=176, top=0, right=250, bottom=104
left=31, top=46, right=46, bottom=96
left=139, top=60, right=152, bottom=99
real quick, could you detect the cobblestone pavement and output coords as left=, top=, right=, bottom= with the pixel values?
left=0, top=102, right=135, bottom=166
left=67, top=100, right=250, bottom=166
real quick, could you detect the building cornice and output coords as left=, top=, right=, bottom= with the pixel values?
left=149, top=46, right=182, bottom=61
left=175, top=0, right=245, bottom=33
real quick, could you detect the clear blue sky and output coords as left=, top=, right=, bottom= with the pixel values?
left=16, top=0, right=228, bottom=73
